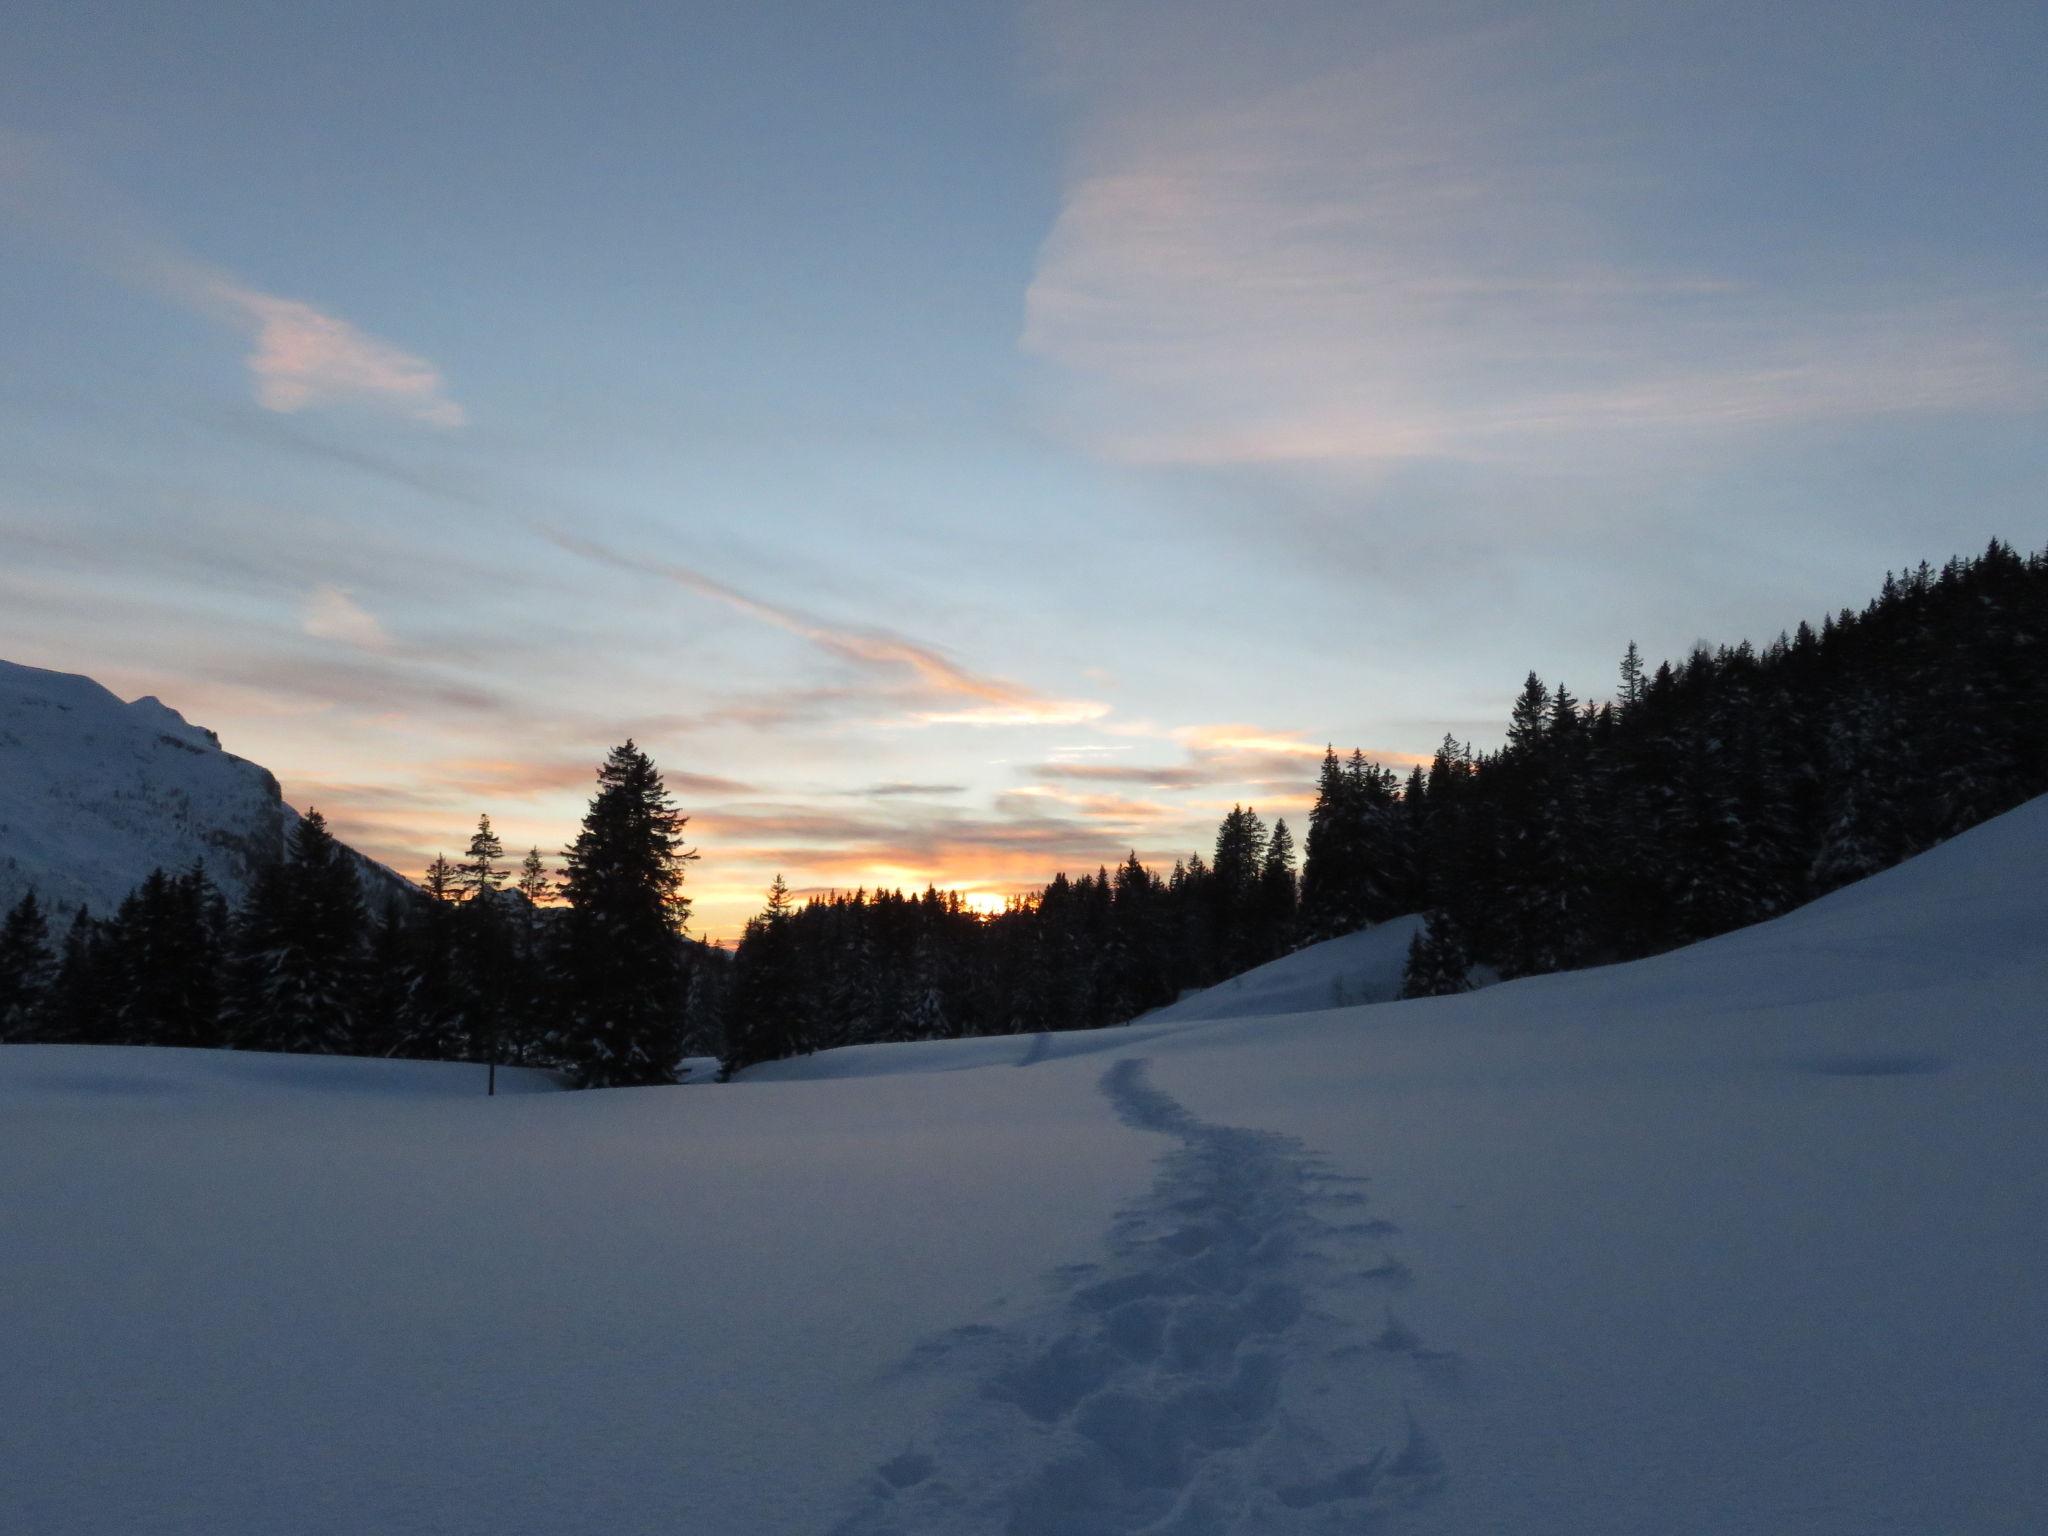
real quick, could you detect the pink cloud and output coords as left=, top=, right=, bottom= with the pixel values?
left=211, top=282, right=465, bottom=426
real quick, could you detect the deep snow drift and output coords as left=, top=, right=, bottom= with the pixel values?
left=5, top=798, right=2045, bottom=1534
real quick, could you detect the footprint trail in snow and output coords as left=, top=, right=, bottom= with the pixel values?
left=833, top=1058, right=1450, bottom=1535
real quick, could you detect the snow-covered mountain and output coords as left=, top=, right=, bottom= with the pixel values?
left=0, top=658, right=397, bottom=919
left=7, top=792, right=2040, bottom=1532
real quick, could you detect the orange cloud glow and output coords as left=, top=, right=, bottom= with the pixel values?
left=551, top=532, right=1109, bottom=728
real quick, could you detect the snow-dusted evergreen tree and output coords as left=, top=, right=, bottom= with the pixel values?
left=228, top=810, right=366, bottom=1054
left=1211, top=805, right=1270, bottom=974
left=1259, top=818, right=1298, bottom=959
left=390, top=854, right=463, bottom=1058
left=904, top=936, right=950, bottom=1040
left=1297, top=749, right=1358, bottom=941
left=39, top=908, right=108, bottom=1043
left=722, top=873, right=801, bottom=1076
left=1099, top=852, right=1159, bottom=1023
left=1301, top=750, right=1413, bottom=943
left=0, top=890, right=54, bottom=1040
left=356, top=897, right=413, bottom=1056
left=1400, top=911, right=1472, bottom=998
left=556, top=742, right=697, bottom=1088
left=106, top=865, right=227, bottom=1046
left=1808, top=686, right=1910, bottom=894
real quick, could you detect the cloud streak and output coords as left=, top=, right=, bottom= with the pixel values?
left=1023, top=8, right=2045, bottom=470
left=550, top=530, right=1110, bottom=727
left=0, top=133, right=463, bottom=426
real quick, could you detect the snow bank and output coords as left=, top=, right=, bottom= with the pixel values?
left=5, top=797, right=2045, bottom=1533
left=1142, top=911, right=1428, bottom=1023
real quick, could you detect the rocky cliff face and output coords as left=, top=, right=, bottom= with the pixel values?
left=0, top=659, right=298, bottom=919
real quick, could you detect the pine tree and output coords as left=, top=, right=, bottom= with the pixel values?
left=106, top=866, right=227, bottom=1046
left=228, top=811, right=367, bottom=1054
left=722, top=874, right=802, bottom=1075
left=1400, top=911, right=1473, bottom=999
left=458, top=815, right=508, bottom=901
left=556, top=741, right=698, bottom=1088
left=357, top=897, right=414, bottom=1057
left=1618, top=641, right=1647, bottom=714
left=1259, top=818, right=1298, bottom=957
left=40, top=908, right=109, bottom=1043
left=455, top=814, right=513, bottom=1072
left=1211, top=805, right=1270, bottom=973
left=517, top=847, right=551, bottom=906
left=393, top=854, right=463, bottom=1059
left=0, top=891, right=55, bottom=1040
left=510, top=847, right=554, bottom=1065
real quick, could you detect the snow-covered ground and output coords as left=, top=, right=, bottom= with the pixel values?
left=5, top=797, right=2045, bottom=1533
left=1143, top=911, right=1429, bottom=1022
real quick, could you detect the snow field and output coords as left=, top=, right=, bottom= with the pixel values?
left=5, top=794, right=2046, bottom=1533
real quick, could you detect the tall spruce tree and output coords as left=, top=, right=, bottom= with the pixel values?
left=557, top=741, right=698, bottom=1087
left=40, top=908, right=108, bottom=1043
left=455, top=814, right=513, bottom=1068
left=391, top=854, right=463, bottom=1058
left=0, top=891, right=55, bottom=1040
left=1259, top=818, right=1298, bottom=957
left=106, top=866, right=227, bottom=1046
left=228, top=810, right=366, bottom=1053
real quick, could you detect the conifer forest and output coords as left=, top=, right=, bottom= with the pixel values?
left=4, top=540, right=2044, bottom=1085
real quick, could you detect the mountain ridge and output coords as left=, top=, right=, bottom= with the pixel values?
left=0, top=657, right=400, bottom=918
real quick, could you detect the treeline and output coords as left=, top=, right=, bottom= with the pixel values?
left=5, top=541, right=2043, bottom=1082
left=720, top=807, right=1300, bottom=1072
left=1390, top=538, right=2048, bottom=991
left=0, top=742, right=712, bottom=1088
left=720, top=538, right=2048, bottom=1063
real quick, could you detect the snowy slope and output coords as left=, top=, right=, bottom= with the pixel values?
left=4, top=797, right=2046, bottom=1534
left=0, top=658, right=400, bottom=918
left=1143, top=912, right=1429, bottom=1022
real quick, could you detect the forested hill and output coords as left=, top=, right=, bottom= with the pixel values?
left=4, top=541, right=2042, bottom=1083
left=1393, top=538, right=2048, bottom=988
left=719, top=538, right=2048, bottom=1064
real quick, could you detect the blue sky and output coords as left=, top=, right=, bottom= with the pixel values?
left=4, top=0, right=2044, bottom=937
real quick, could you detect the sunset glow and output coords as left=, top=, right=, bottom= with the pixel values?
left=5, top=3, right=2043, bottom=942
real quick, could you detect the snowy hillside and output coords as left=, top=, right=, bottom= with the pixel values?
left=4, top=796, right=2045, bottom=1533
left=0, top=658, right=397, bottom=918
left=1143, top=912, right=1429, bottom=1022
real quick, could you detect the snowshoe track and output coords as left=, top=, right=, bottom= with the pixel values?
left=833, top=1058, right=1449, bottom=1534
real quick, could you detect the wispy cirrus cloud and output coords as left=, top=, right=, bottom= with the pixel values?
left=551, top=530, right=1110, bottom=727
left=1023, top=6, right=2046, bottom=470
left=0, top=132, right=463, bottom=426
left=1022, top=722, right=1424, bottom=796
left=302, top=584, right=391, bottom=652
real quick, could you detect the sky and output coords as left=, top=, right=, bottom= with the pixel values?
left=3, top=0, right=2044, bottom=940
